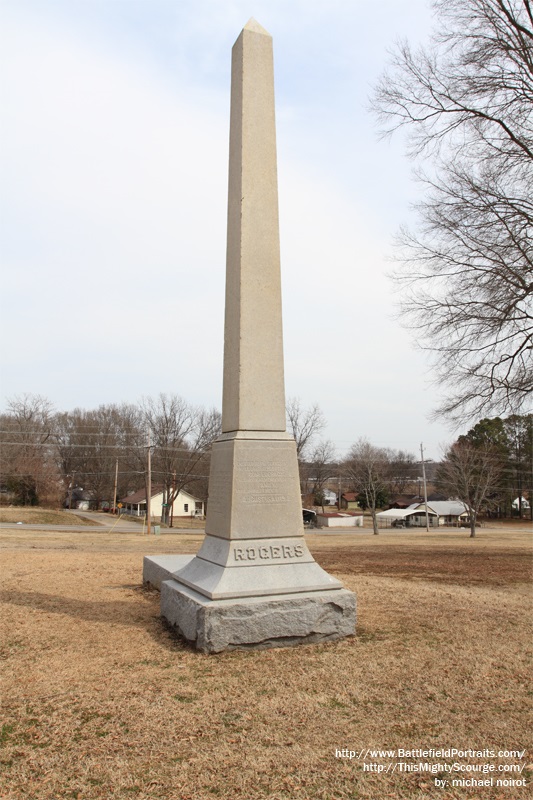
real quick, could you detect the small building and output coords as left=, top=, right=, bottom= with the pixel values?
left=66, top=488, right=94, bottom=511
left=376, top=506, right=438, bottom=528
left=339, top=492, right=361, bottom=511
left=316, top=511, right=364, bottom=528
left=120, top=486, right=204, bottom=520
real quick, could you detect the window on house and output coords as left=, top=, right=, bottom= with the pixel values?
left=184, top=504, right=189, bottom=512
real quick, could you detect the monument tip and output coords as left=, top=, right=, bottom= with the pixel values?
left=243, top=18, right=271, bottom=37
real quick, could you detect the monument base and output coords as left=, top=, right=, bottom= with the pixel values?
left=144, top=555, right=356, bottom=653
left=161, top=578, right=356, bottom=653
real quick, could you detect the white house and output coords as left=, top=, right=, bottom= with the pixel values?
left=377, top=500, right=470, bottom=528
left=119, top=486, right=204, bottom=520
left=418, top=501, right=470, bottom=526
left=512, top=497, right=530, bottom=511
left=322, top=489, right=337, bottom=506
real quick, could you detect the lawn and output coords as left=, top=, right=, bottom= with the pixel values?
left=0, top=526, right=531, bottom=799
left=0, top=507, right=95, bottom=526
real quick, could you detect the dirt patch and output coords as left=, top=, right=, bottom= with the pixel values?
left=312, top=545, right=532, bottom=585
left=0, top=530, right=531, bottom=800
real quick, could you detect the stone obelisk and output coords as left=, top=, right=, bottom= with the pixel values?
left=144, top=19, right=356, bottom=652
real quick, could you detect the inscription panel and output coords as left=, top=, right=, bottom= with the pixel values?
left=233, top=543, right=305, bottom=562
left=196, top=534, right=312, bottom=567
left=206, top=436, right=303, bottom=538
left=234, top=450, right=293, bottom=506
left=231, top=439, right=302, bottom=537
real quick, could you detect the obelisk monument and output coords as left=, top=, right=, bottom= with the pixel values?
left=144, top=20, right=356, bottom=652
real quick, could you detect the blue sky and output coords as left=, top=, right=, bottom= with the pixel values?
left=0, top=0, right=458, bottom=461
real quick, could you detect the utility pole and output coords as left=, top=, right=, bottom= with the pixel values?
left=68, top=471, right=76, bottom=510
left=170, top=471, right=176, bottom=528
left=146, top=431, right=152, bottom=535
left=112, top=458, right=118, bottom=515
left=420, top=442, right=430, bottom=532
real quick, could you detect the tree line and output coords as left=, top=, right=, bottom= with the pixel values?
left=0, top=393, right=220, bottom=523
left=289, top=400, right=532, bottom=537
left=342, top=415, right=532, bottom=537
left=1, top=395, right=530, bottom=536
left=438, top=414, right=533, bottom=534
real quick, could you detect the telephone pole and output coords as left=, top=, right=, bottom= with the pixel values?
left=146, top=431, right=152, bottom=535
left=112, top=458, right=118, bottom=515
left=68, top=472, right=76, bottom=510
left=420, top=442, right=430, bottom=532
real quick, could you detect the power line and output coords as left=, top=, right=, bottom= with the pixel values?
left=0, top=440, right=210, bottom=454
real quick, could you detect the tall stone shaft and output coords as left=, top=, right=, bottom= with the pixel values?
left=223, top=19, right=285, bottom=433
left=145, top=20, right=356, bottom=651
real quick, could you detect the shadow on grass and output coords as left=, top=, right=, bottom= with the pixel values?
left=0, top=587, right=193, bottom=652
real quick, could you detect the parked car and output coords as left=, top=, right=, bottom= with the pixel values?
left=302, top=509, right=317, bottom=528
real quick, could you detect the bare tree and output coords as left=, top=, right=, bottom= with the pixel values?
left=344, top=439, right=392, bottom=534
left=286, top=397, right=327, bottom=497
left=307, top=440, right=337, bottom=512
left=55, top=403, right=143, bottom=509
left=436, top=439, right=504, bottom=536
left=286, top=398, right=326, bottom=460
left=372, top=0, right=533, bottom=425
left=0, top=394, right=61, bottom=506
left=388, top=449, right=419, bottom=495
left=113, top=402, right=147, bottom=502
left=143, top=394, right=220, bottom=525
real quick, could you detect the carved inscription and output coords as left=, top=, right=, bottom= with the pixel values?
left=234, top=544, right=305, bottom=562
left=235, top=455, right=292, bottom=506
left=241, top=494, right=287, bottom=504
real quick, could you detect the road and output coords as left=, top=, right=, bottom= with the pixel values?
left=0, top=510, right=203, bottom=534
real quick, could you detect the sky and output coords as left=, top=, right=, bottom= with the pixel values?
left=0, top=0, right=459, bottom=461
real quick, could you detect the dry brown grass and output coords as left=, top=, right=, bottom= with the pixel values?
left=0, top=527, right=531, bottom=800
left=135, top=516, right=206, bottom=531
left=0, top=508, right=95, bottom=526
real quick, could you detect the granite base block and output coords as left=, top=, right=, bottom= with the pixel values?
left=143, top=555, right=194, bottom=591
left=160, top=578, right=356, bottom=653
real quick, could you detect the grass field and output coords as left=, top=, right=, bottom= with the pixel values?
left=0, top=507, right=95, bottom=526
left=0, top=525, right=531, bottom=799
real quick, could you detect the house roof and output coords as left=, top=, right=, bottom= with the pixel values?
left=342, top=493, right=358, bottom=502
left=377, top=501, right=470, bottom=519
left=119, top=486, right=164, bottom=505
left=388, top=494, right=420, bottom=509
left=420, top=501, right=469, bottom=516
left=119, top=485, right=201, bottom=505
left=377, top=507, right=438, bottom=520
left=512, top=496, right=530, bottom=507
